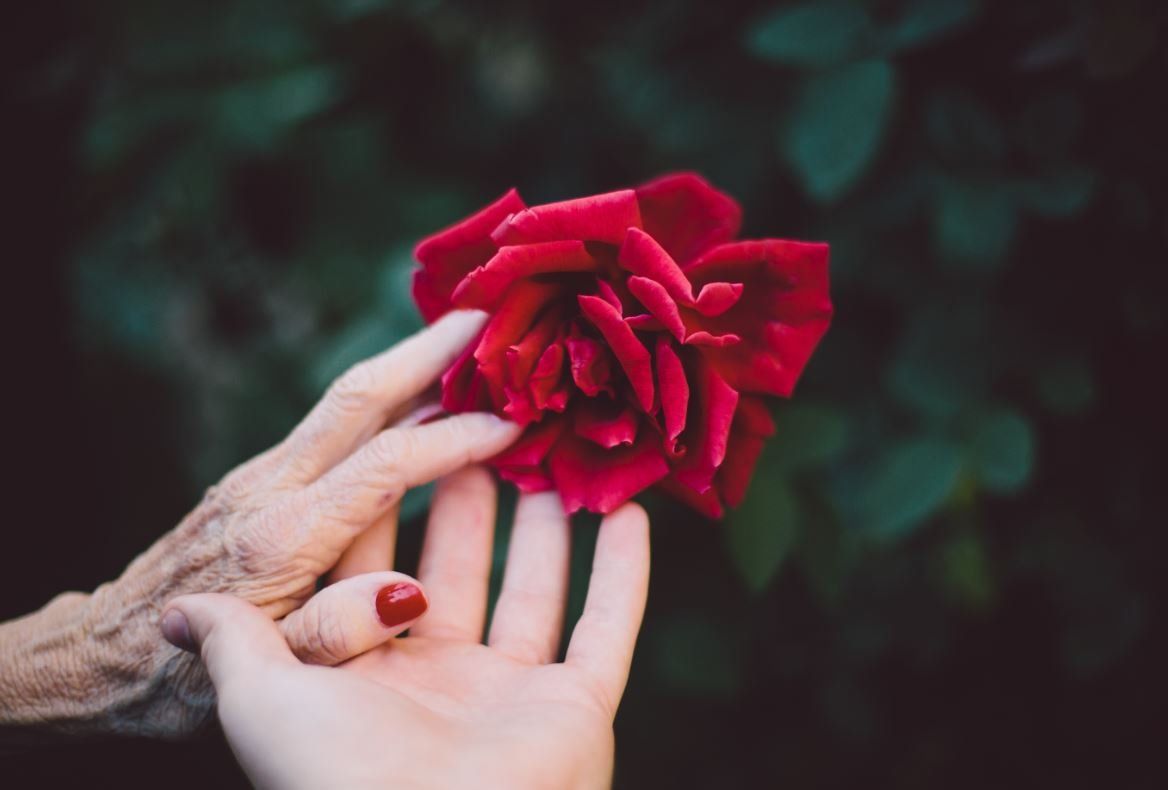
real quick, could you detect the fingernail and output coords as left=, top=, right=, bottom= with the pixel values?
left=400, top=401, right=446, bottom=427
left=375, top=583, right=428, bottom=628
left=160, top=609, right=196, bottom=652
left=448, top=308, right=488, bottom=324
left=474, top=412, right=517, bottom=433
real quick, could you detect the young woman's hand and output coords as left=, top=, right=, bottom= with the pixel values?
left=0, top=311, right=521, bottom=738
left=163, top=471, right=650, bottom=790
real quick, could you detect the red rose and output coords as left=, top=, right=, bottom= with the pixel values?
left=412, top=173, right=832, bottom=517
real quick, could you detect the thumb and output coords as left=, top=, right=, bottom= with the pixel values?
left=161, top=593, right=296, bottom=688
left=280, top=572, right=429, bottom=665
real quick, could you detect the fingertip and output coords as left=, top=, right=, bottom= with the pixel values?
left=457, top=412, right=523, bottom=444
left=433, top=308, right=489, bottom=338
left=375, top=580, right=429, bottom=628
left=442, top=307, right=489, bottom=324
left=604, top=501, right=650, bottom=532
left=160, top=607, right=195, bottom=652
left=282, top=571, right=430, bottom=666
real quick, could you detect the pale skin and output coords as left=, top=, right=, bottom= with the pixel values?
left=165, top=485, right=651, bottom=790
left=0, top=310, right=524, bottom=737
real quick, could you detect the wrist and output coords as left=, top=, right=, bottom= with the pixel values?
left=0, top=590, right=95, bottom=734
left=0, top=577, right=213, bottom=739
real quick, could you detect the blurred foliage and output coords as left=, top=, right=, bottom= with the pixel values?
left=19, top=0, right=1168, bottom=786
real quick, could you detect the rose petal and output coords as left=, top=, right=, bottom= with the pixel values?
left=529, top=342, right=566, bottom=410
left=684, top=240, right=832, bottom=397
left=626, top=314, right=665, bottom=332
left=574, top=397, right=640, bottom=448
left=656, top=474, right=724, bottom=519
left=498, top=468, right=556, bottom=492
left=577, top=295, right=655, bottom=413
left=411, top=268, right=452, bottom=325
left=502, top=385, right=541, bottom=425
left=596, top=279, right=624, bottom=312
left=672, top=361, right=739, bottom=494
left=493, top=416, right=564, bottom=492
left=692, top=282, right=744, bottom=316
left=503, top=310, right=563, bottom=425
left=440, top=329, right=489, bottom=413
left=505, top=309, right=564, bottom=390
left=565, top=327, right=614, bottom=397
left=654, top=336, right=689, bottom=449
left=718, top=396, right=775, bottom=508
left=635, top=172, right=742, bottom=264
left=654, top=395, right=773, bottom=516
left=684, top=330, right=741, bottom=347
left=617, top=227, right=694, bottom=303
left=491, top=189, right=642, bottom=247
left=685, top=240, right=832, bottom=326
left=730, top=394, right=776, bottom=438
left=451, top=241, right=598, bottom=310
left=626, top=276, right=685, bottom=341
left=549, top=431, right=669, bottom=514
left=474, top=280, right=563, bottom=407
left=544, top=387, right=570, bottom=413
left=413, top=188, right=526, bottom=322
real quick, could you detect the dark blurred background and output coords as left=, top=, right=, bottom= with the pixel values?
left=3, top=0, right=1165, bottom=787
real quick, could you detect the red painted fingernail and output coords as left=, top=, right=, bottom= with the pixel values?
left=375, top=583, right=427, bottom=628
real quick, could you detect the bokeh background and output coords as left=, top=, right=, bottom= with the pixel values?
left=5, top=0, right=1166, bottom=787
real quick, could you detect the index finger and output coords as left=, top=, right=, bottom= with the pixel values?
left=287, top=412, right=522, bottom=565
left=565, top=503, right=650, bottom=718
left=278, top=310, right=487, bottom=485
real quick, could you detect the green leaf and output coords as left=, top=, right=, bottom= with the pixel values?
left=782, top=60, right=896, bottom=203
left=772, top=404, right=850, bottom=470
left=932, top=179, right=1018, bottom=270
left=746, top=1, right=871, bottom=68
left=879, top=0, right=980, bottom=51
left=886, top=303, right=989, bottom=418
left=926, top=91, right=1004, bottom=165
left=936, top=529, right=995, bottom=610
left=215, top=65, right=344, bottom=148
left=727, top=475, right=800, bottom=593
left=378, top=246, right=428, bottom=335
left=1015, top=167, right=1097, bottom=218
left=796, top=510, right=860, bottom=607
left=858, top=438, right=962, bottom=540
left=966, top=407, right=1035, bottom=494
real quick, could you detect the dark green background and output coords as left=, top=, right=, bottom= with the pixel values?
left=4, top=0, right=1165, bottom=787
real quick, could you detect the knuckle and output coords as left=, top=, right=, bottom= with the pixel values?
left=433, top=419, right=478, bottom=467
left=291, top=603, right=350, bottom=665
left=369, top=428, right=420, bottom=472
left=328, top=361, right=379, bottom=414
left=219, top=469, right=255, bottom=503
left=225, top=507, right=293, bottom=571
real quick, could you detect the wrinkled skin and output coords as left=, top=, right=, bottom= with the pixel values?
left=0, top=312, right=520, bottom=738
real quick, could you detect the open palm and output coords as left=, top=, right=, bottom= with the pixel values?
left=171, top=468, right=650, bottom=790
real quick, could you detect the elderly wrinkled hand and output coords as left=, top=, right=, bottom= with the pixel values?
left=0, top=310, right=520, bottom=737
